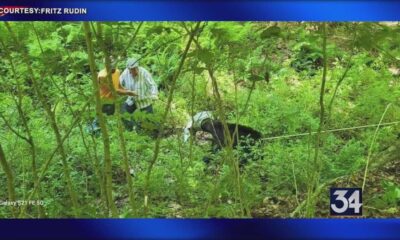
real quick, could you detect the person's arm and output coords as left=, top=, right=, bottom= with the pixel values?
left=118, top=69, right=138, bottom=96
left=117, top=88, right=138, bottom=96
left=183, top=127, right=191, bottom=142
left=142, top=69, right=158, bottom=100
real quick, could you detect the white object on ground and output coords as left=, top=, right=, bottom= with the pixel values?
left=183, top=111, right=214, bottom=142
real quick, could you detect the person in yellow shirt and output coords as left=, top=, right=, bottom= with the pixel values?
left=99, top=67, right=137, bottom=101
left=98, top=68, right=120, bottom=100
left=89, top=62, right=137, bottom=135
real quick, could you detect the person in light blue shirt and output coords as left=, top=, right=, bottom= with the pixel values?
left=119, top=58, right=159, bottom=132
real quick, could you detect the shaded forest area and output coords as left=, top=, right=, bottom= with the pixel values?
left=0, top=22, right=399, bottom=218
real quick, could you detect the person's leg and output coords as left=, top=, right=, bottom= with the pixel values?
left=137, top=105, right=159, bottom=136
left=91, top=117, right=100, bottom=130
left=134, top=105, right=150, bottom=131
left=90, top=104, right=116, bottom=135
left=140, top=105, right=154, bottom=114
left=102, top=104, right=115, bottom=116
left=89, top=117, right=100, bottom=136
left=121, top=102, right=136, bottom=131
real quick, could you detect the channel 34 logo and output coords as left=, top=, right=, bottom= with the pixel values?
left=330, top=188, right=362, bottom=216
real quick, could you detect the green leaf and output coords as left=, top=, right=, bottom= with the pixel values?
left=190, top=48, right=214, bottom=65
left=260, top=26, right=281, bottom=39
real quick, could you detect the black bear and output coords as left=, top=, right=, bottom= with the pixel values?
left=184, top=111, right=263, bottom=166
left=201, top=119, right=262, bottom=149
left=200, top=119, right=263, bottom=165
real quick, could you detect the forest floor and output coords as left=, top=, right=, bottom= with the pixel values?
left=254, top=155, right=400, bottom=218
left=114, top=135, right=399, bottom=218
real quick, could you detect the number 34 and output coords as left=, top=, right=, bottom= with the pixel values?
left=331, top=190, right=362, bottom=214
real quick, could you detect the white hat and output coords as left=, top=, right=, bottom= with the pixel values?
left=126, top=58, right=139, bottom=69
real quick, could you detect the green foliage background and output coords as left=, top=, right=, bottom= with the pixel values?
left=0, top=22, right=399, bottom=218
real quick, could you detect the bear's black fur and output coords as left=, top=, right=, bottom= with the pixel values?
left=200, top=119, right=263, bottom=165
left=201, top=119, right=262, bottom=148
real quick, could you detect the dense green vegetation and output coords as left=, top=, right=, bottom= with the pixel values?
left=0, top=22, right=399, bottom=218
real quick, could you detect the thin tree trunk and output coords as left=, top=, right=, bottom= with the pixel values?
left=188, top=73, right=196, bottom=166
left=95, top=22, right=136, bottom=214
left=190, top=35, right=248, bottom=217
left=327, top=59, right=353, bottom=124
left=18, top=102, right=89, bottom=217
left=143, top=22, right=201, bottom=216
left=305, top=23, right=328, bottom=217
left=33, top=22, right=109, bottom=214
left=4, top=22, right=79, bottom=217
left=207, top=67, right=248, bottom=217
left=35, top=22, right=108, bottom=209
left=83, top=22, right=118, bottom=217
left=0, top=37, right=45, bottom=218
left=0, top=143, right=17, bottom=217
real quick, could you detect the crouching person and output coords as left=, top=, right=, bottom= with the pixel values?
left=88, top=61, right=137, bottom=136
left=119, top=58, right=159, bottom=133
